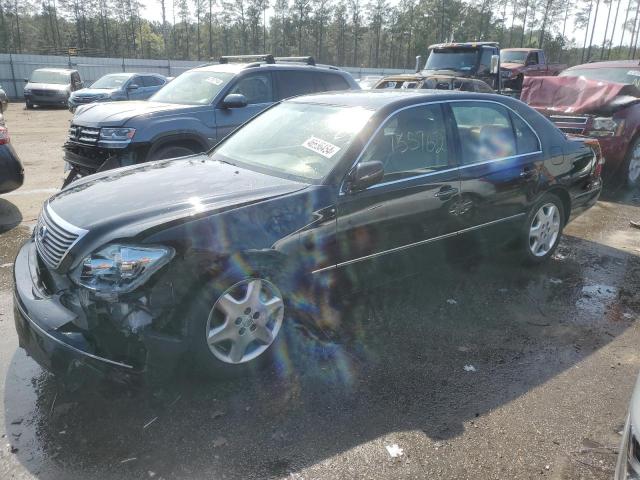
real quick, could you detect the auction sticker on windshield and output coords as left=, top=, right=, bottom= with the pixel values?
left=205, top=76, right=225, bottom=86
left=302, top=136, right=341, bottom=158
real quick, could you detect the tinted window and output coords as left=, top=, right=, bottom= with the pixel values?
left=451, top=102, right=516, bottom=164
left=479, top=48, right=493, bottom=74
left=276, top=71, right=318, bottom=99
left=510, top=112, right=540, bottom=154
left=321, top=74, right=350, bottom=91
left=528, top=52, right=539, bottom=64
left=360, top=104, right=450, bottom=182
left=229, top=73, right=273, bottom=104
left=142, top=76, right=165, bottom=87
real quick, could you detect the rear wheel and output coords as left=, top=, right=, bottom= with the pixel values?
left=521, top=194, right=564, bottom=264
left=149, top=145, right=197, bottom=161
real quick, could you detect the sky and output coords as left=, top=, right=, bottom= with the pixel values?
left=139, top=0, right=629, bottom=51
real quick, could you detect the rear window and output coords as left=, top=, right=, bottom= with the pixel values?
left=142, top=76, right=165, bottom=87
left=320, top=74, right=350, bottom=91
left=276, top=71, right=318, bottom=99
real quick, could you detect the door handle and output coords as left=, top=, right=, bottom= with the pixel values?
left=434, top=186, right=459, bottom=199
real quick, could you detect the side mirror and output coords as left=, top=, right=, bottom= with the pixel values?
left=127, top=83, right=139, bottom=90
left=415, top=55, right=422, bottom=73
left=348, top=161, right=384, bottom=192
left=490, top=55, right=500, bottom=75
left=221, top=93, right=248, bottom=109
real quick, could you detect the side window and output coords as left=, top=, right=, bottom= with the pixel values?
left=479, top=48, right=493, bottom=74
left=528, top=52, right=539, bottom=65
left=275, top=71, right=317, bottom=99
left=130, top=76, right=141, bottom=87
left=360, top=104, right=450, bottom=182
left=320, top=74, right=350, bottom=91
left=450, top=102, right=517, bottom=164
left=538, top=50, right=546, bottom=65
left=142, top=76, right=164, bottom=87
left=71, top=72, right=81, bottom=86
left=510, top=112, right=540, bottom=154
left=229, top=73, right=273, bottom=104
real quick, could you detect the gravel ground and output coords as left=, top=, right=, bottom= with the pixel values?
left=0, top=103, right=640, bottom=480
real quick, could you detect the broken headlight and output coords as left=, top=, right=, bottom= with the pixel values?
left=590, top=117, right=624, bottom=137
left=72, top=244, right=174, bottom=294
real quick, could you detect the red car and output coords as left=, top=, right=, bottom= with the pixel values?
left=521, top=60, right=640, bottom=187
left=500, top=48, right=566, bottom=90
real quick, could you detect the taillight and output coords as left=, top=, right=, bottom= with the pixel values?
left=584, top=138, right=604, bottom=179
left=0, top=126, right=9, bottom=145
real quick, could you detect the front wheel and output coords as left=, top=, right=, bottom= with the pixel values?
left=189, top=273, right=287, bottom=378
left=625, top=138, right=640, bottom=188
left=149, top=145, right=197, bottom=161
left=521, top=194, right=564, bottom=264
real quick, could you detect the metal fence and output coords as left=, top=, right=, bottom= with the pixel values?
left=0, top=53, right=411, bottom=99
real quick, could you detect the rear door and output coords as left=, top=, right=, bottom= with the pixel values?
left=450, top=100, right=542, bottom=240
left=215, top=71, right=274, bottom=140
left=335, top=103, right=462, bottom=284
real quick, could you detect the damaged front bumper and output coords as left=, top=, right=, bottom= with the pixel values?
left=13, top=240, right=187, bottom=383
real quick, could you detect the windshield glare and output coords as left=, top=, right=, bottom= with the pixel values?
left=559, top=67, right=640, bottom=85
left=501, top=51, right=527, bottom=64
left=150, top=70, right=233, bottom=105
left=91, top=74, right=131, bottom=89
left=29, top=70, right=70, bottom=85
left=425, top=49, right=478, bottom=72
left=213, top=103, right=374, bottom=182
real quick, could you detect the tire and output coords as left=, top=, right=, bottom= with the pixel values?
left=149, top=145, right=197, bottom=161
left=514, top=75, right=524, bottom=91
left=624, top=137, right=640, bottom=188
left=187, top=262, right=289, bottom=378
left=520, top=193, right=565, bottom=264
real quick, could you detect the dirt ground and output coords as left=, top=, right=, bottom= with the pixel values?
left=1, top=102, right=640, bottom=480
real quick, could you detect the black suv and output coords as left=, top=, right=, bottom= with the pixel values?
left=63, top=55, right=359, bottom=186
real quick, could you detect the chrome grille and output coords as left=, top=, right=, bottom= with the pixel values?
left=35, top=204, right=87, bottom=269
left=68, top=124, right=100, bottom=145
left=549, top=115, right=589, bottom=125
left=557, top=126, right=586, bottom=135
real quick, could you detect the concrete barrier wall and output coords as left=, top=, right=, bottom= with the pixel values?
left=0, top=53, right=412, bottom=99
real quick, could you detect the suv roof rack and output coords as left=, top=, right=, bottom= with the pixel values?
left=274, top=56, right=316, bottom=66
left=219, top=54, right=275, bottom=64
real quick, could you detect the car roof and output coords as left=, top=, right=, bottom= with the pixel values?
left=33, top=68, right=76, bottom=73
left=286, top=89, right=507, bottom=110
left=502, top=48, right=539, bottom=52
left=192, top=62, right=348, bottom=75
left=428, top=42, right=499, bottom=49
left=567, top=60, right=640, bottom=70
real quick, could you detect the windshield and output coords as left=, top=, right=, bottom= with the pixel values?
left=559, top=67, right=640, bottom=85
left=213, top=103, right=374, bottom=182
left=424, top=49, right=478, bottom=72
left=29, top=70, right=70, bottom=85
left=91, top=74, right=132, bottom=89
left=501, top=50, right=528, bottom=64
left=150, top=70, right=233, bottom=105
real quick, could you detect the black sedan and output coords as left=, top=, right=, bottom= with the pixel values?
left=0, top=115, right=24, bottom=194
left=13, top=90, right=602, bottom=382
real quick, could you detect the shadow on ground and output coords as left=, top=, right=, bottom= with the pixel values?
left=3, top=234, right=640, bottom=479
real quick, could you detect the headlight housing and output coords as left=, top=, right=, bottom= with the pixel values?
left=72, top=244, right=174, bottom=294
left=590, top=117, right=624, bottom=137
left=100, top=127, right=136, bottom=142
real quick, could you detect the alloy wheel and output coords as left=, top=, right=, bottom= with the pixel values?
left=529, top=203, right=561, bottom=257
left=629, top=145, right=640, bottom=186
left=205, top=279, right=284, bottom=364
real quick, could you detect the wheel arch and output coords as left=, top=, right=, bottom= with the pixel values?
left=544, top=186, right=571, bottom=226
left=146, top=133, right=209, bottom=160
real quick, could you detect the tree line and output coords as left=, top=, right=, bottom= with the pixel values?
left=2, top=0, right=640, bottom=69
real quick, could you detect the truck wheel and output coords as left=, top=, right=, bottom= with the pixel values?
left=515, top=75, right=524, bottom=91
left=149, top=145, right=197, bottom=161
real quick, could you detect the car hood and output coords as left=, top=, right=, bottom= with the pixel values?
left=26, top=82, right=69, bottom=92
left=500, top=62, right=524, bottom=71
left=72, top=88, right=117, bottom=97
left=521, top=76, right=640, bottom=115
left=71, top=101, right=201, bottom=127
left=47, top=155, right=308, bottom=234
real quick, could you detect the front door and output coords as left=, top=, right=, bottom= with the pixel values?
left=215, top=72, right=274, bottom=141
left=335, top=103, right=462, bottom=288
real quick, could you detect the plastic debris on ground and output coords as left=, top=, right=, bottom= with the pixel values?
left=385, top=444, right=404, bottom=458
left=463, top=365, right=476, bottom=372
left=446, top=299, right=457, bottom=305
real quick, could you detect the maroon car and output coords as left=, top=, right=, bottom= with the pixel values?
left=521, top=60, right=640, bottom=186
